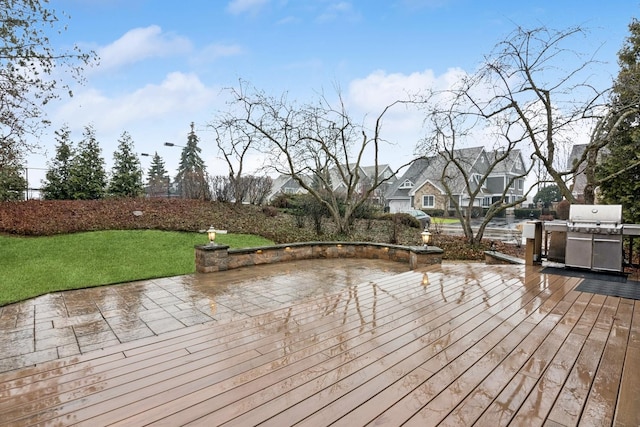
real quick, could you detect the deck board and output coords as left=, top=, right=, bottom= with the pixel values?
left=0, top=262, right=638, bottom=426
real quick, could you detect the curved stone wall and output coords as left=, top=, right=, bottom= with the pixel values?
left=195, top=241, right=443, bottom=273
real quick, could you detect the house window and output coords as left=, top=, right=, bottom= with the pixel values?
left=482, top=197, right=491, bottom=207
left=422, top=195, right=435, bottom=208
left=399, top=179, right=413, bottom=189
left=517, top=179, right=524, bottom=190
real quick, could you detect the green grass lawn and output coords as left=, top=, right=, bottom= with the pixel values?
left=432, top=217, right=460, bottom=224
left=0, top=230, right=274, bottom=306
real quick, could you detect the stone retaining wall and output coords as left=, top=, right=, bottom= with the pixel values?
left=195, top=242, right=444, bottom=273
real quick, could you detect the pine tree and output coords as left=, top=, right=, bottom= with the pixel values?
left=109, top=131, right=144, bottom=198
left=147, top=152, right=169, bottom=198
left=597, top=19, right=640, bottom=223
left=69, top=124, right=107, bottom=200
left=0, top=143, right=27, bottom=201
left=42, top=126, right=75, bottom=200
left=175, top=122, right=209, bottom=199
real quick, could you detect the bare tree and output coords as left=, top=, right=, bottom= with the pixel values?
left=419, top=94, right=534, bottom=244
left=451, top=26, right=613, bottom=204
left=245, top=175, right=272, bottom=205
left=1, top=1, right=97, bottom=155
left=228, top=81, right=413, bottom=235
left=207, top=175, right=233, bottom=202
left=415, top=24, right=640, bottom=245
left=210, top=115, right=257, bottom=204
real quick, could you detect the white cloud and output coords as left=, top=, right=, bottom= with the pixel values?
left=97, top=25, right=192, bottom=71
left=227, top=0, right=270, bottom=15
left=348, top=68, right=466, bottom=110
left=276, top=15, right=299, bottom=25
left=55, top=72, right=218, bottom=131
left=345, top=68, right=469, bottom=164
left=33, top=72, right=224, bottom=179
left=317, top=2, right=361, bottom=22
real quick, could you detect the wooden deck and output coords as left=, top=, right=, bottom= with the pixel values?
left=0, top=262, right=638, bottom=426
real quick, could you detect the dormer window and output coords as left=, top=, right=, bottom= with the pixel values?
left=398, top=179, right=414, bottom=189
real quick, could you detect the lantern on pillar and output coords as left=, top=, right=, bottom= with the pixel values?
left=421, top=229, right=432, bottom=248
left=207, top=226, right=217, bottom=246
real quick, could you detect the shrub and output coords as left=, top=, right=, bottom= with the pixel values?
left=262, top=206, right=279, bottom=217
left=352, top=202, right=381, bottom=220
left=484, top=207, right=506, bottom=218
left=514, top=208, right=541, bottom=219
left=556, top=200, right=570, bottom=220
left=379, top=213, right=421, bottom=228
left=0, top=198, right=527, bottom=261
left=270, top=193, right=292, bottom=209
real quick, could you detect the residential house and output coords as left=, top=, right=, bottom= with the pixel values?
left=385, top=157, right=430, bottom=213
left=484, top=149, right=528, bottom=205
left=386, top=147, right=527, bottom=214
left=267, top=164, right=396, bottom=205
left=328, top=164, right=396, bottom=205
left=567, top=143, right=587, bottom=202
left=266, top=174, right=310, bottom=201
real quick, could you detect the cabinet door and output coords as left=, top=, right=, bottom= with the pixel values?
left=565, top=232, right=592, bottom=269
left=592, top=235, right=623, bottom=272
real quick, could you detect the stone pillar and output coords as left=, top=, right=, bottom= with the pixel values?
left=195, top=244, right=230, bottom=273
left=409, top=246, right=444, bottom=269
left=524, top=220, right=543, bottom=265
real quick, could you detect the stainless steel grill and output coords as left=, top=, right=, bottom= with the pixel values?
left=565, top=205, right=623, bottom=272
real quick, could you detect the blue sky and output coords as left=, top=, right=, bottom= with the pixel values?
left=26, top=0, right=639, bottom=192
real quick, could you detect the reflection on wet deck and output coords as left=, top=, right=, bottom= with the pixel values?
left=0, top=260, right=638, bottom=426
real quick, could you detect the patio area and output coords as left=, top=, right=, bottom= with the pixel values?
left=0, top=259, right=639, bottom=426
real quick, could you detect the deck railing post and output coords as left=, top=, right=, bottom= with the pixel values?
left=195, top=244, right=230, bottom=273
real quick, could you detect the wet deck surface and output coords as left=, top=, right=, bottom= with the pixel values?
left=1, top=260, right=639, bottom=426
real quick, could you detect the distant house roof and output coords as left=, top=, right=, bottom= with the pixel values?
left=267, top=174, right=311, bottom=200
left=486, top=149, right=525, bottom=175
left=387, top=146, right=529, bottom=205
left=410, top=146, right=488, bottom=196
left=385, top=157, right=431, bottom=201
left=361, top=164, right=394, bottom=180
left=567, top=144, right=588, bottom=197
left=270, top=164, right=396, bottom=199
left=567, top=144, right=587, bottom=170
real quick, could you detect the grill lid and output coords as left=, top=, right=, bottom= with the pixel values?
left=568, top=204, right=623, bottom=234
left=569, top=204, right=622, bottom=224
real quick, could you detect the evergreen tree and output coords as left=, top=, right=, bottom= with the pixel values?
left=69, top=124, right=107, bottom=200
left=175, top=122, right=209, bottom=199
left=0, top=143, right=26, bottom=201
left=147, top=152, right=169, bottom=198
left=42, top=125, right=75, bottom=200
left=597, top=19, right=640, bottom=223
left=109, top=131, right=144, bottom=198
left=533, top=185, right=562, bottom=208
